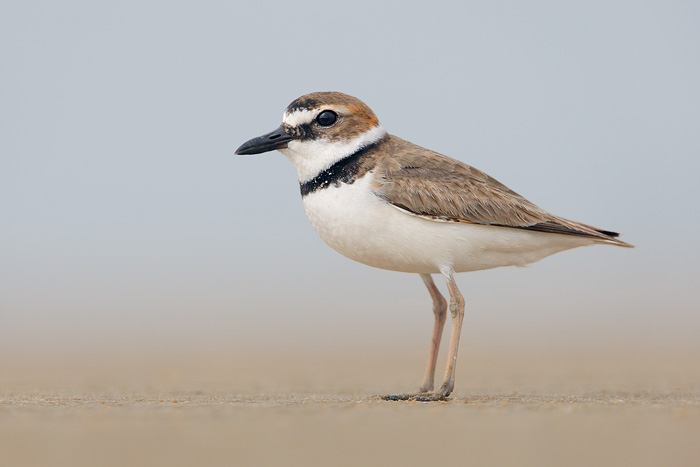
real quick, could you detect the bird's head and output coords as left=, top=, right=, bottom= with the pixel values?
left=235, top=92, right=387, bottom=181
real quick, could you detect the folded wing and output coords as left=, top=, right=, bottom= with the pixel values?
left=374, top=136, right=632, bottom=247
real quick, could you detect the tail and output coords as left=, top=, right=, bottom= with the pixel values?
left=590, top=227, right=634, bottom=248
left=520, top=217, right=634, bottom=248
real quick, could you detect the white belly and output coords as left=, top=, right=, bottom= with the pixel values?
left=301, top=173, right=594, bottom=274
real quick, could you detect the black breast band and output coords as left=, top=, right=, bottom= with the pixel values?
left=299, top=141, right=382, bottom=197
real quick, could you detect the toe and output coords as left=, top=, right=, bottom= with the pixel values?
left=380, top=393, right=449, bottom=402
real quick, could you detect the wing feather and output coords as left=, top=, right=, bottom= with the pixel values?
left=374, top=136, right=631, bottom=247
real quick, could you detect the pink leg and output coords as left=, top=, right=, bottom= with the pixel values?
left=436, top=267, right=465, bottom=397
left=418, top=274, right=447, bottom=393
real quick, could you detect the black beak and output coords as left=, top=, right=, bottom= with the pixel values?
left=235, top=125, right=295, bottom=155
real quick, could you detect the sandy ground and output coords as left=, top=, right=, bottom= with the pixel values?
left=2, top=343, right=699, bottom=467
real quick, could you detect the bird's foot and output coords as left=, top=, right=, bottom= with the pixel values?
left=380, top=392, right=450, bottom=402
left=435, top=380, right=454, bottom=398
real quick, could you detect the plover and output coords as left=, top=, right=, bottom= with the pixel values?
left=235, top=92, right=632, bottom=400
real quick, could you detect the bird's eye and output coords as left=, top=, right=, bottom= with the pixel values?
left=316, top=110, right=337, bottom=127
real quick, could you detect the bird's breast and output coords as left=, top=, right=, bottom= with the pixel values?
left=300, top=172, right=592, bottom=274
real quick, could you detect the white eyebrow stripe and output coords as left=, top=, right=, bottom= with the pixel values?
left=283, top=109, right=317, bottom=127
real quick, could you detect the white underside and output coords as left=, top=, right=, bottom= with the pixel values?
left=302, top=173, right=596, bottom=274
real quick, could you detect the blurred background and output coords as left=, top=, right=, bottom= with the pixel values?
left=2, top=0, right=699, bottom=361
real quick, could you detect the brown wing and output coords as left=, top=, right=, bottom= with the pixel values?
left=374, top=135, right=631, bottom=246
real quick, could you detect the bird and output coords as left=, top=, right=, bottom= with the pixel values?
left=235, top=91, right=632, bottom=400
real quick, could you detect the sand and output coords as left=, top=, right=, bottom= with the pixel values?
left=2, top=343, right=699, bottom=466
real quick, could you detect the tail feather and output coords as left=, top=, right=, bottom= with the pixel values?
left=595, top=228, right=620, bottom=238
left=518, top=220, right=634, bottom=248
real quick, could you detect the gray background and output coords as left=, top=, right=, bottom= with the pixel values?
left=2, top=0, right=698, bottom=354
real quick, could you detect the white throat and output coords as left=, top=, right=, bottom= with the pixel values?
left=278, top=125, right=387, bottom=182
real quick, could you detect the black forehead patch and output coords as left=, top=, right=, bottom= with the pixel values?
left=286, top=95, right=323, bottom=113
